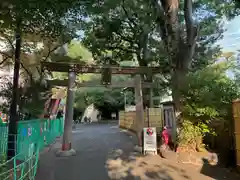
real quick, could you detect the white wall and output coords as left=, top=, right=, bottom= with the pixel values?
left=81, top=104, right=100, bottom=122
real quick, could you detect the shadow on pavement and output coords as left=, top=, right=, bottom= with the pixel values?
left=36, top=124, right=240, bottom=180
left=106, top=148, right=191, bottom=180
left=200, top=158, right=240, bottom=180
left=106, top=148, right=240, bottom=180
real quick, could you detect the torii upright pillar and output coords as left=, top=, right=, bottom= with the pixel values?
left=134, top=74, right=145, bottom=149
left=56, top=71, right=76, bottom=157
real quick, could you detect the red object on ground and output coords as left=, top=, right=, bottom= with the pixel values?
left=62, top=142, right=71, bottom=151
left=162, top=129, right=170, bottom=145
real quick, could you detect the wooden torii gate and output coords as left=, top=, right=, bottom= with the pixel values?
left=41, top=61, right=161, bottom=156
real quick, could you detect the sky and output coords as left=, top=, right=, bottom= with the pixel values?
left=218, top=15, right=240, bottom=53
left=216, top=15, right=240, bottom=78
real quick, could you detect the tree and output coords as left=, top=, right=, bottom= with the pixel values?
left=82, top=0, right=170, bottom=106
left=0, top=79, right=52, bottom=118
left=182, top=61, right=238, bottom=119
left=51, top=40, right=95, bottom=80
left=74, top=72, right=133, bottom=114
left=151, top=0, right=239, bottom=110
left=178, top=59, right=239, bottom=156
left=0, top=0, right=88, bottom=159
left=82, top=0, right=239, bottom=111
left=75, top=87, right=126, bottom=116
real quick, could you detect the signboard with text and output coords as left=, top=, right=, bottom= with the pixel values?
left=143, top=127, right=157, bottom=155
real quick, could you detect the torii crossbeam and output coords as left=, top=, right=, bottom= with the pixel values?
left=42, top=61, right=161, bottom=74
left=47, top=79, right=153, bottom=88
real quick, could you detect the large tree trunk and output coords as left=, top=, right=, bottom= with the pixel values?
left=168, top=69, right=187, bottom=146
left=152, top=0, right=198, bottom=145
left=171, top=68, right=187, bottom=113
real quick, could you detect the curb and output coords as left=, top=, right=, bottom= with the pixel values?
left=92, top=120, right=118, bottom=124
left=119, top=128, right=139, bottom=146
left=119, top=128, right=136, bottom=137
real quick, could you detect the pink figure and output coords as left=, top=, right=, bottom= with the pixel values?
left=162, top=126, right=170, bottom=145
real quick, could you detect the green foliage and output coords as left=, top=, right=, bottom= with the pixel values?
left=183, top=105, right=219, bottom=120
left=81, top=0, right=240, bottom=110
left=73, top=71, right=135, bottom=113
left=0, top=81, right=12, bottom=113
left=51, top=44, right=137, bottom=113
left=0, top=0, right=84, bottom=36
left=177, top=120, right=203, bottom=147
left=0, top=0, right=88, bottom=87
left=68, top=40, right=92, bottom=60
left=20, top=81, right=52, bottom=118
left=233, top=0, right=240, bottom=10
left=82, top=0, right=239, bottom=70
left=82, top=0, right=163, bottom=64
left=182, top=61, right=239, bottom=120
left=178, top=119, right=219, bottom=151
left=176, top=60, right=240, bottom=149
left=52, top=40, right=95, bottom=81
left=177, top=119, right=216, bottom=151
left=74, top=83, right=134, bottom=113
left=0, top=79, right=51, bottom=119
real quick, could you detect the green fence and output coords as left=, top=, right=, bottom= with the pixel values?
left=0, top=118, right=64, bottom=179
left=0, top=124, right=8, bottom=157
left=16, top=118, right=64, bottom=160
left=0, top=142, right=39, bottom=180
left=0, top=118, right=64, bottom=159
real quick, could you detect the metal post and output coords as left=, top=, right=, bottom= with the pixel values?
left=61, top=71, right=76, bottom=151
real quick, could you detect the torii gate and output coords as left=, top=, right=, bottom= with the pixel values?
left=41, top=61, right=161, bottom=156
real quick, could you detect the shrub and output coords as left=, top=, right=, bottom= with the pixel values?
left=177, top=119, right=216, bottom=151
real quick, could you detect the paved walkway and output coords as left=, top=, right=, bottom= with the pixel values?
left=36, top=123, right=240, bottom=180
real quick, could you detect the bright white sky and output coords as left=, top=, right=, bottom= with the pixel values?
left=218, top=15, right=240, bottom=53
left=216, top=15, right=240, bottom=78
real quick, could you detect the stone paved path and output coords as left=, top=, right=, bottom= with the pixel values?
left=36, top=123, right=240, bottom=180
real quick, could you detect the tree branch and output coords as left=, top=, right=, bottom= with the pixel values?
left=36, top=66, right=41, bottom=74
left=0, top=56, right=9, bottom=66
left=121, top=0, right=138, bottom=31
left=139, top=25, right=150, bottom=63
left=0, top=30, right=15, bottom=51
left=0, top=51, right=13, bottom=59
left=151, top=0, right=168, bottom=49
left=160, top=0, right=180, bottom=54
left=41, top=39, right=71, bottom=79
left=42, top=39, right=71, bottom=62
left=105, top=45, right=137, bottom=54
left=184, top=0, right=194, bottom=44
left=114, top=31, right=138, bottom=48
left=0, top=48, right=34, bottom=82
left=20, top=62, right=33, bottom=82
left=184, top=0, right=199, bottom=66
